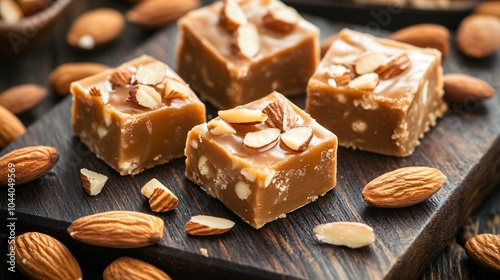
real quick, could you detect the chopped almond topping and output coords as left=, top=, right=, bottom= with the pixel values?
left=233, top=23, right=260, bottom=59
left=243, top=128, right=280, bottom=150
left=128, top=84, right=162, bottom=109
left=348, top=73, right=380, bottom=91
left=280, top=126, right=313, bottom=152
left=375, top=52, right=411, bottom=79
left=109, top=66, right=134, bottom=87
left=353, top=52, right=388, bottom=75
left=262, top=99, right=297, bottom=132
left=220, top=0, right=247, bottom=32
left=262, top=6, right=299, bottom=34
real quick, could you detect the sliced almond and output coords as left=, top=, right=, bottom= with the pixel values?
left=88, top=84, right=110, bottom=104
left=375, top=52, right=411, bottom=80
left=109, top=66, right=134, bottom=87
left=353, top=52, right=388, bottom=75
left=314, top=222, right=375, bottom=248
left=347, top=73, right=380, bottom=91
left=262, top=99, right=297, bottom=132
left=81, top=168, right=108, bottom=196
left=185, top=215, right=235, bottom=236
left=280, top=126, right=313, bottom=152
left=233, top=23, right=260, bottom=59
left=164, top=78, right=190, bottom=99
left=128, top=85, right=162, bottom=110
left=324, top=64, right=351, bottom=86
left=208, top=118, right=236, bottom=135
left=243, top=128, right=280, bottom=150
left=219, top=0, right=247, bottom=32
left=218, top=107, right=268, bottom=125
left=135, top=61, right=166, bottom=85
left=141, top=178, right=178, bottom=212
left=262, top=6, right=299, bottom=34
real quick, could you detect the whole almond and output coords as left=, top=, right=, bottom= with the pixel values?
left=0, top=84, right=47, bottom=114
left=362, top=166, right=446, bottom=208
left=103, top=257, right=172, bottom=280
left=389, top=24, right=450, bottom=60
left=12, top=232, right=82, bottom=280
left=50, top=62, right=108, bottom=96
left=0, top=146, right=59, bottom=186
left=127, top=0, right=200, bottom=29
left=474, top=1, right=500, bottom=18
left=443, top=74, right=495, bottom=103
left=456, top=15, right=500, bottom=58
left=0, top=105, right=26, bottom=148
left=67, top=8, right=125, bottom=51
left=465, top=234, right=500, bottom=273
left=67, top=210, right=164, bottom=248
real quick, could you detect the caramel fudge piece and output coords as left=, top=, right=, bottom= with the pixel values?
left=71, top=55, right=206, bottom=175
left=177, top=0, right=320, bottom=109
left=306, top=29, right=446, bottom=157
left=185, top=92, right=337, bottom=229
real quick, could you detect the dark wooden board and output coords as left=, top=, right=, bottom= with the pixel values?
left=1, top=14, right=500, bottom=280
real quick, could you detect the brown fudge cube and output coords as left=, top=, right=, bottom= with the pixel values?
left=184, top=91, right=337, bottom=229
left=177, top=0, right=320, bottom=109
left=306, top=29, right=446, bottom=157
left=71, top=55, right=206, bottom=175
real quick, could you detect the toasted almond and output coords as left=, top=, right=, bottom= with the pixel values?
left=320, top=33, right=338, bottom=57
left=0, top=84, right=47, bottom=115
left=280, top=126, right=313, bottom=152
left=0, top=146, right=59, bottom=186
left=362, top=166, right=446, bottom=208
left=208, top=118, right=236, bottom=135
left=474, top=1, right=500, bottom=18
left=353, top=52, right=388, bottom=75
left=185, top=215, right=235, bottom=236
left=443, top=74, right=495, bottom=103
left=103, top=257, right=172, bottom=280
left=314, top=222, right=375, bottom=248
left=347, top=73, right=380, bottom=91
left=67, top=8, right=125, bottom=50
left=374, top=52, right=411, bottom=80
left=135, top=61, right=166, bottom=85
left=0, top=105, right=25, bottom=148
left=89, top=84, right=110, bottom=104
left=128, top=85, right=162, bottom=109
left=13, top=232, right=82, bottom=280
left=164, top=78, right=190, bottom=99
left=219, top=0, right=247, bottom=32
left=141, top=178, right=178, bottom=212
left=109, top=66, right=134, bottom=87
left=0, top=0, right=23, bottom=24
left=456, top=15, right=500, bottom=58
left=465, top=234, right=500, bottom=273
left=243, top=127, right=280, bottom=150
left=67, top=210, right=164, bottom=248
left=81, top=168, right=108, bottom=196
left=262, top=6, right=299, bottom=34
left=218, top=107, right=268, bottom=125
left=233, top=23, right=260, bottom=59
left=262, top=99, right=297, bottom=132
left=389, top=24, right=450, bottom=60
left=50, top=63, right=109, bottom=96
left=324, top=64, right=351, bottom=86
left=127, top=0, right=200, bottom=29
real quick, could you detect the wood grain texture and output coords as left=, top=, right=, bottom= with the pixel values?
left=1, top=2, right=500, bottom=280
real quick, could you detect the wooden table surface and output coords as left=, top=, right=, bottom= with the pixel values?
left=1, top=0, right=499, bottom=279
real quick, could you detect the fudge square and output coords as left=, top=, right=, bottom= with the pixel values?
left=306, top=29, right=446, bottom=157
left=185, top=91, right=337, bottom=229
left=177, top=0, right=320, bottom=109
left=71, top=55, right=206, bottom=175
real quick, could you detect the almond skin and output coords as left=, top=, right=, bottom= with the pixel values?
left=103, top=257, right=172, bottom=280
left=443, top=74, right=495, bottom=103
left=67, top=210, right=164, bottom=248
left=0, top=146, right=59, bottom=186
left=12, top=232, right=82, bottom=280
left=389, top=24, right=450, bottom=60
left=0, top=105, right=26, bottom=149
left=50, top=62, right=109, bottom=96
left=465, top=234, right=500, bottom=273
left=362, top=166, right=446, bottom=208
left=456, top=15, right=500, bottom=58
left=127, top=0, right=200, bottom=29
left=0, top=84, right=47, bottom=114
left=67, top=8, right=125, bottom=51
